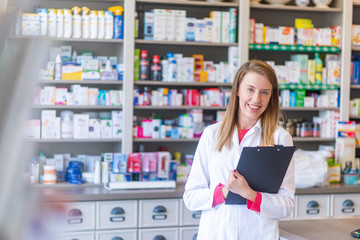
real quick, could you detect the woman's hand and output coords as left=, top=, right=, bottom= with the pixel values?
left=226, top=170, right=257, bottom=202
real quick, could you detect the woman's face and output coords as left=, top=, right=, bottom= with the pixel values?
left=237, top=72, right=273, bottom=129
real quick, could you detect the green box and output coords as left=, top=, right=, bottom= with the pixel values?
left=134, top=48, right=140, bottom=81
left=296, top=89, right=306, bottom=107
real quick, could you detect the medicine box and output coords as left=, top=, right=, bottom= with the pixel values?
left=41, top=110, right=56, bottom=139
left=74, top=114, right=89, bottom=139
left=25, top=119, right=41, bottom=139
left=144, top=12, right=154, bottom=40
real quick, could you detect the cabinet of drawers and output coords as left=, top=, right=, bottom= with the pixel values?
left=138, top=228, right=179, bottom=240
left=59, top=202, right=96, bottom=232
left=179, top=227, right=198, bottom=240
left=331, top=194, right=360, bottom=217
left=96, top=229, right=137, bottom=240
left=139, top=199, right=179, bottom=228
left=179, top=200, right=201, bottom=226
left=96, top=200, right=138, bottom=230
left=296, top=195, right=330, bottom=218
left=57, top=231, right=95, bottom=240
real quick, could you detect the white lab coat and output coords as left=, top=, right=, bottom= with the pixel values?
left=183, top=120, right=295, bottom=240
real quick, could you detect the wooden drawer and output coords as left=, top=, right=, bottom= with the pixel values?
left=332, top=194, right=360, bottom=217
left=96, top=229, right=137, bottom=240
left=59, top=202, right=96, bottom=232
left=138, top=228, right=178, bottom=240
left=139, top=199, right=179, bottom=228
left=179, top=227, right=198, bottom=240
left=179, top=199, right=201, bottom=226
left=296, top=195, right=330, bottom=218
left=57, top=231, right=95, bottom=240
left=96, top=200, right=138, bottom=230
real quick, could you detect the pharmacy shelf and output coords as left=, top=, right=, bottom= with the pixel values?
left=280, top=107, right=339, bottom=111
left=250, top=3, right=342, bottom=12
left=249, top=44, right=340, bottom=53
left=135, top=39, right=237, bottom=47
left=292, top=137, right=335, bottom=142
left=10, top=35, right=124, bottom=43
left=133, top=138, right=199, bottom=142
left=353, top=47, right=360, bottom=51
left=136, top=0, right=238, bottom=7
left=26, top=139, right=121, bottom=143
left=278, top=84, right=338, bottom=90
left=38, top=80, right=123, bottom=85
left=351, top=85, right=360, bottom=89
left=31, top=183, right=103, bottom=188
left=134, top=80, right=232, bottom=87
left=32, top=105, right=122, bottom=110
left=134, top=106, right=227, bottom=110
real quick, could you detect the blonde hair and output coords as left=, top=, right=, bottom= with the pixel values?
left=216, top=60, right=280, bottom=151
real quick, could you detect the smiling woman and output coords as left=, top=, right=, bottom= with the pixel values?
left=183, top=60, right=293, bottom=240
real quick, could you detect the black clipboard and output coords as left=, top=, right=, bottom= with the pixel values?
left=225, top=145, right=296, bottom=205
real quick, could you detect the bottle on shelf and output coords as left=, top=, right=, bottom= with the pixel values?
left=139, top=50, right=149, bottom=80
left=104, top=11, right=114, bottom=39
left=108, top=6, right=124, bottom=39
left=63, top=9, right=72, bottom=38
left=97, top=10, right=105, bottom=39
left=72, top=6, right=82, bottom=39
left=150, top=55, right=162, bottom=81
left=314, top=53, right=323, bottom=85
left=89, top=10, right=98, bottom=39
left=48, top=9, right=57, bottom=37
left=81, top=6, right=90, bottom=39
left=56, top=9, right=64, bottom=38
left=54, top=54, right=62, bottom=80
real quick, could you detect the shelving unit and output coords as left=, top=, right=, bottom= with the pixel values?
left=249, top=44, right=340, bottom=53
left=37, top=80, right=122, bottom=85
left=134, top=80, right=232, bottom=87
left=10, top=35, right=124, bottom=43
left=250, top=3, right=342, bottom=12
left=31, top=105, right=123, bottom=110
left=12, top=0, right=357, bottom=181
left=135, top=39, right=238, bottom=47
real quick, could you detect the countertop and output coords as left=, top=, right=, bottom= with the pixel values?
left=279, top=218, right=360, bottom=240
left=32, top=183, right=360, bottom=202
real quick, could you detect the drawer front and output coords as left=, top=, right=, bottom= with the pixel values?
left=138, top=228, right=178, bottom=240
left=296, top=195, right=330, bottom=218
left=97, top=200, right=138, bottom=230
left=332, top=194, right=360, bottom=217
left=57, top=231, right=95, bottom=240
left=139, top=199, right=179, bottom=228
left=179, top=200, right=201, bottom=226
left=59, top=202, right=96, bottom=231
left=179, top=227, right=198, bottom=240
left=96, top=229, right=137, bottom=240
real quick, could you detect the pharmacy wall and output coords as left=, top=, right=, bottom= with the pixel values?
left=7, top=0, right=360, bottom=239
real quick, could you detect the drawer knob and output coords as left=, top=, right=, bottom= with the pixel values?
left=192, top=211, right=201, bottom=219
left=342, top=199, right=355, bottom=214
left=306, top=200, right=320, bottom=215
left=111, top=237, right=124, bottom=240
left=68, top=208, right=82, bottom=217
left=342, top=199, right=354, bottom=207
left=153, top=235, right=166, bottom=240
left=67, top=208, right=83, bottom=224
left=153, top=205, right=166, bottom=213
left=307, top=200, right=319, bottom=209
left=111, top=207, right=125, bottom=215
left=152, top=205, right=167, bottom=220
left=110, top=207, right=126, bottom=222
